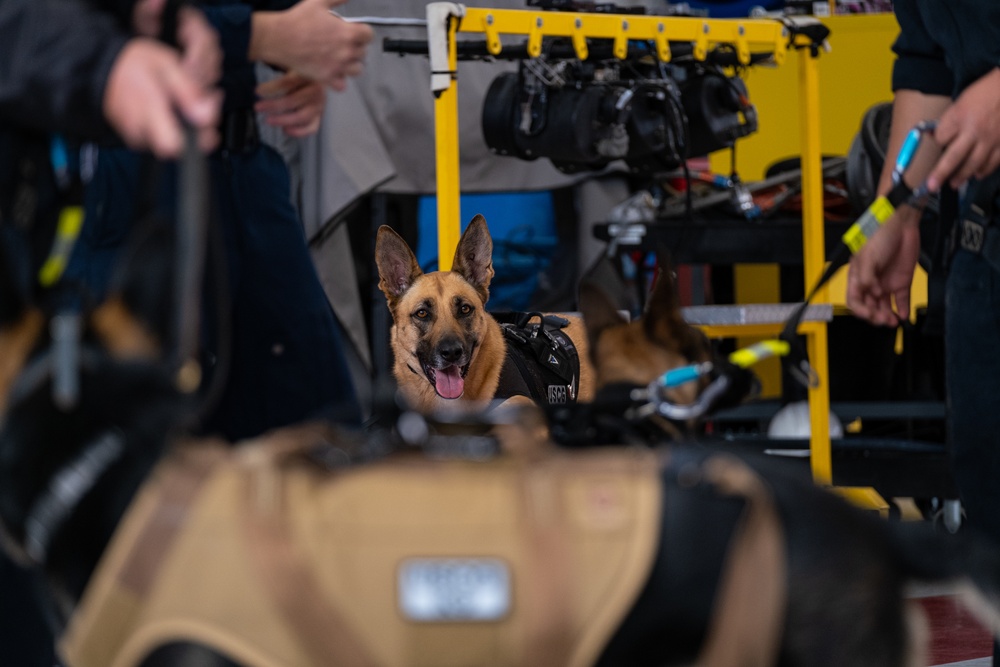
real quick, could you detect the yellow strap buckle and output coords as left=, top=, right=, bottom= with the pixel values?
left=38, top=205, right=85, bottom=287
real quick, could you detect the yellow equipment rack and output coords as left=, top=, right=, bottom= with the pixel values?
left=423, top=3, right=884, bottom=508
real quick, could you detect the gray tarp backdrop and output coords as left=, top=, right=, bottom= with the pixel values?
left=259, top=0, right=651, bottom=391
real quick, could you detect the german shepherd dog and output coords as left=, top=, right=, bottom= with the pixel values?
left=375, top=214, right=594, bottom=414
left=3, top=223, right=1000, bottom=667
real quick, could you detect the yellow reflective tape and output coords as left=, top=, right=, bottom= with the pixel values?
left=842, top=224, right=866, bottom=254
left=842, top=195, right=895, bottom=254
left=38, top=206, right=84, bottom=287
left=869, top=195, right=895, bottom=223
left=728, top=339, right=790, bottom=368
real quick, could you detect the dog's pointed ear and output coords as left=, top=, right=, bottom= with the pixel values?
left=578, top=276, right=628, bottom=353
left=375, top=225, right=423, bottom=306
left=643, top=254, right=686, bottom=345
left=452, top=214, right=494, bottom=303
left=642, top=252, right=709, bottom=360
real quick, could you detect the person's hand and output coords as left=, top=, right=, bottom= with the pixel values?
left=103, top=38, right=222, bottom=158
left=131, top=0, right=167, bottom=37
left=249, top=0, right=373, bottom=92
left=132, top=1, right=221, bottom=87
left=845, top=208, right=923, bottom=327
left=255, top=72, right=325, bottom=137
left=176, top=7, right=222, bottom=88
left=927, top=67, right=1000, bottom=192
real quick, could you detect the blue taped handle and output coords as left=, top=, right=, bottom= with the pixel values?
left=659, top=364, right=704, bottom=388
left=893, top=120, right=938, bottom=180
left=49, top=135, right=68, bottom=174
left=895, top=127, right=922, bottom=174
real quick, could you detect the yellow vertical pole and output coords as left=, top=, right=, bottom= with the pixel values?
left=434, top=15, right=462, bottom=271
left=806, top=326, right=832, bottom=484
left=798, top=44, right=833, bottom=485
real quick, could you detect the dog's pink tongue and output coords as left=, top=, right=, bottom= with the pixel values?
left=435, top=366, right=465, bottom=399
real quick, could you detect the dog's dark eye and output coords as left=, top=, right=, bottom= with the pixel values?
left=414, top=309, right=429, bottom=319
left=458, top=304, right=472, bottom=316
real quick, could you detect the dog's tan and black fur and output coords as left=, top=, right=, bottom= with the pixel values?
left=574, top=263, right=1000, bottom=667
left=375, top=214, right=594, bottom=413
left=578, top=256, right=716, bottom=424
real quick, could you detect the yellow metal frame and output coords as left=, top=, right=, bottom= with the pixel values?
left=428, top=5, right=873, bottom=500
left=432, top=7, right=794, bottom=271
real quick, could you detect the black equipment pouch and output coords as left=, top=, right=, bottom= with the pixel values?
left=492, top=311, right=581, bottom=406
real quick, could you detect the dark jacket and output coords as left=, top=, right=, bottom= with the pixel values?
left=892, top=0, right=1000, bottom=98
left=199, top=1, right=295, bottom=112
left=0, top=0, right=131, bottom=139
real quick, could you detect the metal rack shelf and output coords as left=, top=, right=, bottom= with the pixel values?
left=423, top=3, right=855, bottom=496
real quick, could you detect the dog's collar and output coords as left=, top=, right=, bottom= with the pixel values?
left=22, top=429, right=125, bottom=567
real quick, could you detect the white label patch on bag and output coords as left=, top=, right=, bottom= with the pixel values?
left=398, top=558, right=511, bottom=622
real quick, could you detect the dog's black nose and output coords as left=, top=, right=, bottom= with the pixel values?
left=437, top=339, right=464, bottom=364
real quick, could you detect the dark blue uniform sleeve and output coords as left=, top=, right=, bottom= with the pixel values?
left=198, top=2, right=297, bottom=110
left=0, top=0, right=130, bottom=138
left=891, top=0, right=954, bottom=96
left=199, top=0, right=298, bottom=63
left=200, top=4, right=254, bottom=71
left=200, top=4, right=256, bottom=110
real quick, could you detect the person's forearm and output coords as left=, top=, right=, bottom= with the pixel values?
left=244, top=1, right=373, bottom=90
left=247, top=10, right=283, bottom=65
left=878, top=90, right=951, bottom=196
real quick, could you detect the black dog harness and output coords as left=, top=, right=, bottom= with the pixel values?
left=492, top=312, right=581, bottom=406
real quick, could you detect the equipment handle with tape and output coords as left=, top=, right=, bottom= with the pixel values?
left=647, top=340, right=786, bottom=421
left=651, top=120, right=937, bottom=418
left=37, top=135, right=91, bottom=411
left=153, top=0, right=211, bottom=394
left=656, top=339, right=790, bottom=390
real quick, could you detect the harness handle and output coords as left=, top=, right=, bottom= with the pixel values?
left=646, top=339, right=785, bottom=421
left=655, top=339, right=789, bottom=390
left=172, top=125, right=209, bottom=393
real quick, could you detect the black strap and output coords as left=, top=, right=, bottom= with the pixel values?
left=494, top=346, right=537, bottom=402
left=22, top=431, right=124, bottom=566
left=779, top=179, right=915, bottom=386
left=221, top=109, right=260, bottom=155
left=921, top=186, right=958, bottom=337
left=955, top=172, right=1000, bottom=268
